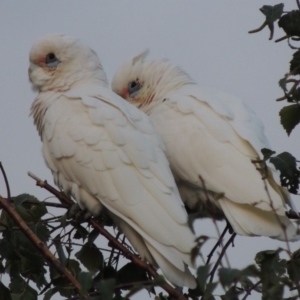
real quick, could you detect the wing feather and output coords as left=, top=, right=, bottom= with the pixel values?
left=41, top=89, right=196, bottom=287
left=151, top=87, right=293, bottom=215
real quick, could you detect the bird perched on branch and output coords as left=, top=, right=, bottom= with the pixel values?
left=28, top=34, right=197, bottom=288
left=111, top=50, right=300, bottom=241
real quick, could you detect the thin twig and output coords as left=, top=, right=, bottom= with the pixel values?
left=275, top=35, right=289, bottom=43
left=108, top=231, right=121, bottom=266
left=3, top=198, right=69, bottom=209
left=241, top=280, right=262, bottom=300
left=208, top=233, right=236, bottom=283
left=28, top=172, right=187, bottom=300
left=206, top=224, right=229, bottom=265
left=0, top=162, right=11, bottom=200
left=28, top=172, right=74, bottom=206
left=248, top=21, right=267, bottom=35
left=67, top=280, right=155, bottom=300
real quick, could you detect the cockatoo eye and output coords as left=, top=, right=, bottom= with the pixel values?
left=128, top=80, right=141, bottom=97
left=45, top=52, right=60, bottom=68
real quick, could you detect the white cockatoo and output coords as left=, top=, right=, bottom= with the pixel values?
left=28, top=34, right=197, bottom=288
left=111, top=50, right=300, bottom=241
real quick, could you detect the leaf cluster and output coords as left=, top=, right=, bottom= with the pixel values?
left=0, top=194, right=157, bottom=300
left=261, top=148, right=300, bottom=194
left=250, top=2, right=300, bottom=135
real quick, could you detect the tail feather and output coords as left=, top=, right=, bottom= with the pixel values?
left=219, top=198, right=300, bottom=241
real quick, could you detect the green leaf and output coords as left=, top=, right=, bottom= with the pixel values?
left=60, top=213, right=68, bottom=229
left=73, top=224, right=89, bottom=241
left=14, top=203, right=33, bottom=223
left=9, top=276, right=38, bottom=300
left=261, top=148, right=276, bottom=161
left=19, top=247, right=45, bottom=274
left=43, top=287, right=59, bottom=300
left=50, top=259, right=81, bottom=289
left=220, top=286, right=240, bottom=300
left=53, top=235, right=67, bottom=265
left=12, top=194, right=47, bottom=222
left=0, top=281, right=12, bottom=300
left=75, top=243, right=103, bottom=272
left=33, top=224, right=50, bottom=243
left=78, top=272, right=92, bottom=298
left=203, top=282, right=217, bottom=299
left=94, top=265, right=117, bottom=281
left=260, top=4, right=284, bottom=23
left=278, top=77, right=287, bottom=92
left=13, top=194, right=32, bottom=206
left=31, top=272, right=47, bottom=290
left=196, top=265, right=210, bottom=292
left=88, top=229, right=99, bottom=244
left=67, top=259, right=82, bottom=279
left=262, top=284, right=284, bottom=300
left=117, top=263, right=148, bottom=288
left=290, top=50, right=300, bottom=75
left=280, top=104, right=300, bottom=136
left=219, top=268, right=241, bottom=286
left=31, top=202, right=47, bottom=221
left=255, top=250, right=285, bottom=299
left=287, top=258, right=300, bottom=283
left=0, top=236, right=20, bottom=261
left=95, top=278, right=115, bottom=300
left=0, top=209, right=12, bottom=230
left=278, top=10, right=300, bottom=37
left=269, top=151, right=300, bottom=194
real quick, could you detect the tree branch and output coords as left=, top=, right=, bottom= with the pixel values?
left=0, top=162, right=11, bottom=199
left=248, top=21, right=268, bottom=35
left=28, top=172, right=187, bottom=300
left=0, top=195, right=81, bottom=292
left=208, top=233, right=236, bottom=283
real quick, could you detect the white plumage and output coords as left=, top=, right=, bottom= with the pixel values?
left=111, top=50, right=300, bottom=241
left=28, top=34, right=196, bottom=288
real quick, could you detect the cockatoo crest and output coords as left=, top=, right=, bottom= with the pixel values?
left=112, top=50, right=194, bottom=114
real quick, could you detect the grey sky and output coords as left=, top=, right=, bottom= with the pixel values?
left=0, top=1, right=299, bottom=299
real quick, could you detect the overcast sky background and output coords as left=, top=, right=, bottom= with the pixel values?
left=1, top=1, right=300, bottom=299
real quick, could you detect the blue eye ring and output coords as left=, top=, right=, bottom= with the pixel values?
left=128, top=80, right=141, bottom=97
left=45, top=52, right=60, bottom=68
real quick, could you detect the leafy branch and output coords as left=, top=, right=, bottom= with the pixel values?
left=27, top=171, right=188, bottom=300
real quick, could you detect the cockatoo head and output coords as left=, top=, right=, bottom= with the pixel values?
left=29, top=34, right=108, bottom=92
left=112, top=50, right=194, bottom=114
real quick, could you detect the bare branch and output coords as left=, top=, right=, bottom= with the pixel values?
left=0, top=162, right=11, bottom=200
left=28, top=171, right=74, bottom=206
left=208, top=233, right=236, bottom=283
left=241, top=280, right=262, bottom=300
left=275, top=35, right=289, bottom=43
left=206, top=224, right=230, bottom=265
left=248, top=21, right=268, bottom=35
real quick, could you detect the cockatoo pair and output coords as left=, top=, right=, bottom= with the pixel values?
left=29, top=34, right=299, bottom=289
